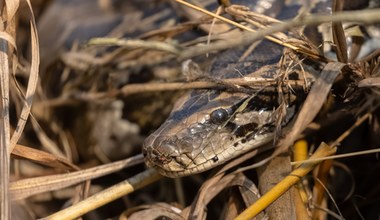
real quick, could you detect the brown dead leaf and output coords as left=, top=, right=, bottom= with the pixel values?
left=275, top=61, right=346, bottom=156
left=186, top=172, right=263, bottom=220
left=11, top=144, right=78, bottom=171
left=125, top=203, right=183, bottom=220
left=10, top=154, right=143, bottom=200
left=5, top=0, right=19, bottom=21
left=358, top=77, right=380, bottom=87
left=10, top=0, right=40, bottom=152
left=237, top=62, right=346, bottom=172
left=332, top=0, right=348, bottom=63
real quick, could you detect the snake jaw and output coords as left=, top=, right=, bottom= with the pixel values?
left=143, top=122, right=276, bottom=177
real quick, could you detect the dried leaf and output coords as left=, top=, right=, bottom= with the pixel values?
left=11, top=144, right=78, bottom=171
left=332, top=0, right=348, bottom=63
left=10, top=154, right=144, bottom=200
left=268, top=62, right=346, bottom=164
left=187, top=173, right=262, bottom=219
left=5, top=0, right=19, bottom=21
left=10, top=0, right=40, bottom=151
left=0, top=14, right=12, bottom=220
left=358, top=77, right=380, bottom=87
left=126, top=203, right=183, bottom=220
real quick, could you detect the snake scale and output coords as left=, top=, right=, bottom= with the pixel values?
left=142, top=0, right=373, bottom=177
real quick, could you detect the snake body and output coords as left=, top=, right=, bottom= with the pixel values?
left=142, top=0, right=373, bottom=177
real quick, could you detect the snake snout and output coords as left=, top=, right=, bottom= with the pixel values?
left=144, top=139, right=180, bottom=166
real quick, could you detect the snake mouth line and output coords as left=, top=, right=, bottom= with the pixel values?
left=143, top=131, right=276, bottom=177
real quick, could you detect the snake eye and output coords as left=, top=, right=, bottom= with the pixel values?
left=210, top=108, right=229, bottom=125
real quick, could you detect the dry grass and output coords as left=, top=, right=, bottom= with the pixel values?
left=2, top=0, right=380, bottom=219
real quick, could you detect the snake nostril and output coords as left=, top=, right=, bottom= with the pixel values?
left=149, top=144, right=177, bottom=165
left=142, top=148, right=147, bottom=157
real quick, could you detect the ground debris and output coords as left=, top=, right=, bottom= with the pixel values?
left=3, top=0, right=380, bottom=219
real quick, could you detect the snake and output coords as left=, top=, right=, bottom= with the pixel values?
left=142, top=0, right=375, bottom=177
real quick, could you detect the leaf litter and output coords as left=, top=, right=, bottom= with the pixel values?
left=2, top=0, right=380, bottom=219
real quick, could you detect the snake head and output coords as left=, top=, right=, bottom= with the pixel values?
left=142, top=110, right=245, bottom=177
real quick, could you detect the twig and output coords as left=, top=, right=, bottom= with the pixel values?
left=42, top=78, right=308, bottom=106
left=88, top=38, right=181, bottom=55
left=40, top=169, right=162, bottom=220
left=235, top=142, right=336, bottom=220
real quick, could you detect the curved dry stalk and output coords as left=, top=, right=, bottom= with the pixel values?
left=10, top=0, right=40, bottom=151
left=10, top=154, right=144, bottom=200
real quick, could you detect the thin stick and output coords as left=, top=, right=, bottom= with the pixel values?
left=235, top=143, right=336, bottom=220
left=88, top=38, right=180, bottom=54
left=42, top=78, right=307, bottom=106
left=175, top=0, right=297, bottom=50
left=291, top=147, right=380, bottom=165
left=41, top=169, right=162, bottom=220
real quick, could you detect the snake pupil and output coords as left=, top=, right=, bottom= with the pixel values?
left=212, top=156, right=219, bottom=162
left=210, top=108, right=229, bottom=125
